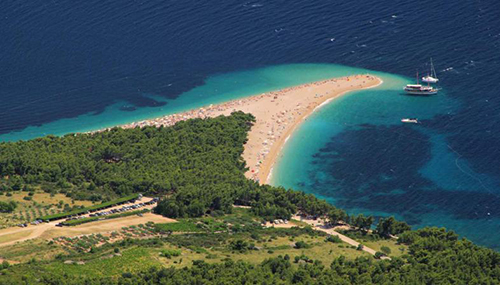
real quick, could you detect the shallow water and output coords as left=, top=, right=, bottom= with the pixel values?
left=271, top=71, right=500, bottom=249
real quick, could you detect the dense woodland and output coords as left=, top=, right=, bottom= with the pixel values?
left=0, top=112, right=255, bottom=203
left=0, top=113, right=499, bottom=284
left=0, top=112, right=346, bottom=221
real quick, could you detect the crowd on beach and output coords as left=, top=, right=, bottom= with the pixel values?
left=94, top=74, right=377, bottom=182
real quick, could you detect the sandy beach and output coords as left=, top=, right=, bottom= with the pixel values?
left=112, top=74, right=382, bottom=184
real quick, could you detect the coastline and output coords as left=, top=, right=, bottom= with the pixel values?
left=264, top=77, right=383, bottom=184
left=98, top=74, right=382, bottom=184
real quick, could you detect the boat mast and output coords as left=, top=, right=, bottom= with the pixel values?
left=430, top=58, right=436, bottom=78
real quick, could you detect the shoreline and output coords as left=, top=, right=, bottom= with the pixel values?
left=263, top=78, right=383, bottom=184
left=95, top=74, right=382, bottom=184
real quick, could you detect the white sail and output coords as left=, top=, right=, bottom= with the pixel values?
left=422, top=58, right=439, bottom=83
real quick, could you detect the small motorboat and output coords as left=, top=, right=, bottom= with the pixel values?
left=401, top=118, right=419, bottom=124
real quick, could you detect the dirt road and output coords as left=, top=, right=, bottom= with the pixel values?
left=292, top=215, right=390, bottom=259
left=0, top=213, right=175, bottom=247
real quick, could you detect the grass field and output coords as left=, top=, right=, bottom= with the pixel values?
left=2, top=192, right=93, bottom=208
left=226, top=235, right=369, bottom=265
left=154, top=220, right=202, bottom=233
left=363, top=239, right=408, bottom=257
left=46, top=247, right=161, bottom=278
left=0, top=238, right=64, bottom=263
left=0, top=230, right=33, bottom=244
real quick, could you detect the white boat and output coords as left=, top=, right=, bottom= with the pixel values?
left=401, top=118, right=419, bottom=124
left=422, top=75, right=438, bottom=84
left=404, top=84, right=438, bottom=95
left=404, top=71, right=439, bottom=96
left=422, top=58, right=439, bottom=83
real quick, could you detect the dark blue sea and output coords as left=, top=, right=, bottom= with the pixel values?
left=1, top=1, right=500, bottom=249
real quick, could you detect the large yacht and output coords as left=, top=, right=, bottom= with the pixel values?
left=404, top=84, right=438, bottom=95
left=404, top=71, right=438, bottom=96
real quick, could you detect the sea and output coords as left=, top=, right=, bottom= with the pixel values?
left=1, top=1, right=499, bottom=249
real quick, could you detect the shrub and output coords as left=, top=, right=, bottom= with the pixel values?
left=356, top=244, right=364, bottom=251
left=122, top=272, right=133, bottom=278
left=0, top=201, right=17, bottom=213
left=294, top=241, right=310, bottom=249
left=325, top=235, right=342, bottom=243
left=0, top=261, right=9, bottom=270
left=229, top=240, right=250, bottom=253
left=294, top=254, right=311, bottom=263
left=160, top=249, right=181, bottom=259
left=380, top=246, right=391, bottom=255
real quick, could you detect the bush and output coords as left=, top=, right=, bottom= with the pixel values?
left=0, top=261, right=9, bottom=270
left=325, top=235, right=342, bottom=243
left=0, top=201, right=17, bottom=213
left=374, top=251, right=385, bottom=259
left=294, top=254, right=312, bottom=263
left=229, top=240, right=250, bottom=253
left=121, top=272, right=133, bottom=278
left=380, top=246, right=391, bottom=255
left=160, top=249, right=181, bottom=259
left=356, top=244, right=364, bottom=251
left=294, top=241, right=310, bottom=249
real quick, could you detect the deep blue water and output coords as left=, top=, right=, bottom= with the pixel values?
left=1, top=1, right=500, bottom=248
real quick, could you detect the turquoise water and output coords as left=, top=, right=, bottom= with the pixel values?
left=271, top=71, right=459, bottom=188
left=0, top=64, right=374, bottom=142
left=271, top=68, right=500, bottom=248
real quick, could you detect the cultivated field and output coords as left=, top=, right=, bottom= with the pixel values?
left=0, top=211, right=175, bottom=247
left=0, top=191, right=94, bottom=228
